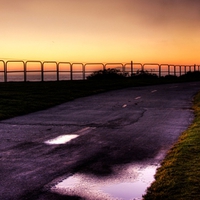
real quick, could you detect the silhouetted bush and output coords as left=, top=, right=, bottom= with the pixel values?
left=131, top=70, right=158, bottom=79
left=164, top=75, right=178, bottom=80
left=87, top=68, right=127, bottom=80
left=87, top=68, right=200, bottom=81
left=180, top=71, right=200, bottom=80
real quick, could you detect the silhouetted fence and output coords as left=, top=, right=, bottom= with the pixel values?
left=0, top=60, right=199, bottom=82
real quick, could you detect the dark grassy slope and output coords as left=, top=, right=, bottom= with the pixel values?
left=0, top=70, right=199, bottom=120
left=0, top=78, right=176, bottom=120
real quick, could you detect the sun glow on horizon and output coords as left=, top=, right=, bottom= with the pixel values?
left=1, top=0, right=200, bottom=66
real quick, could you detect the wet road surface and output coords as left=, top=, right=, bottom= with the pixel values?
left=0, top=82, right=199, bottom=200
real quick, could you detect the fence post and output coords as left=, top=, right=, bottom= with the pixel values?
left=103, top=63, right=106, bottom=70
left=56, top=62, right=59, bottom=81
left=142, top=64, right=144, bottom=71
left=174, top=65, right=176, bottom=76
left=179, top=66, right=182, bottom=76
left=41, top=62, right=44, bottom=82
left=24, top=63, right=26, bottom=82
left=168, top=65, right=170, bottom=75
left=131, top=61, right=133, bottom=75
left=83, top=64, right=85, bottom=80
left=70, top=63, right=73, bottom=80
left=0, top=60, right=7, bottom=82
left=159, top=65, right=161, bottom=77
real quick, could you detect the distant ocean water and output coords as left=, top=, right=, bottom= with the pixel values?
left=0, top=66, right=187, bottom=82
left=0, top=72, right=90, bottom=82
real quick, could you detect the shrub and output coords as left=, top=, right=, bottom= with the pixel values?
left=180, top=71, right=200, bottom=80
left=164, top=75, right=178, bottom=79
left=87, top=68, right=127, bottom=80
left=131, top=70, right=158, bottom=79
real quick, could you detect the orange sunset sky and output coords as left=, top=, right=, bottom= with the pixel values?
left=1, top=0, right=200, bottom=65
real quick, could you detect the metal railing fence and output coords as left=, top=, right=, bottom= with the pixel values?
left=0, top=60, right=199, bottom=82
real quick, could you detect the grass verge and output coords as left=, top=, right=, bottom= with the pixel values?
left=143, top=91, right=200, bottom=200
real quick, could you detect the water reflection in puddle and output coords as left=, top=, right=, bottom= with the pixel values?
left=45, top=134, right=79, bottom=145
left=51, top=164, right=158, bottom=200
left=101, top=166, right=156, bottom=200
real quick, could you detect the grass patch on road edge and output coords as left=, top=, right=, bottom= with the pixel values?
left=144, top=92, right=200, bottom=200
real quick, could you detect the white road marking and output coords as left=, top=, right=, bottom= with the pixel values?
left=122, top=104, right=127, bottom=108
left=151, top=90, right=157, bottom=93
left=135, top=96, right=141, bottom=100
left=45, top=134, right=79, bottom=145
left=44, top=127, right=94, bottom=145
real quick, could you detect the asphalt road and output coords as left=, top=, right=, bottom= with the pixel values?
left=0, top=82, right=199, bottom=200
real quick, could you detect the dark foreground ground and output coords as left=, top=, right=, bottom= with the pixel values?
left=0, top=82, right=199, bottom=199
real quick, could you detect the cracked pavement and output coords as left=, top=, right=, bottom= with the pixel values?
left=0, top=82, right=199, bottom=199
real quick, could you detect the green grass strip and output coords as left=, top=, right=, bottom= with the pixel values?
left=144, top=92, right=200, bottom=200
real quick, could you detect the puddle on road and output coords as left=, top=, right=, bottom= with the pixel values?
left=44, top=134, right=79, bottom=145
left=51, top=164, right=158, bottom=200
left=101, top=166, right=156, bottom=200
